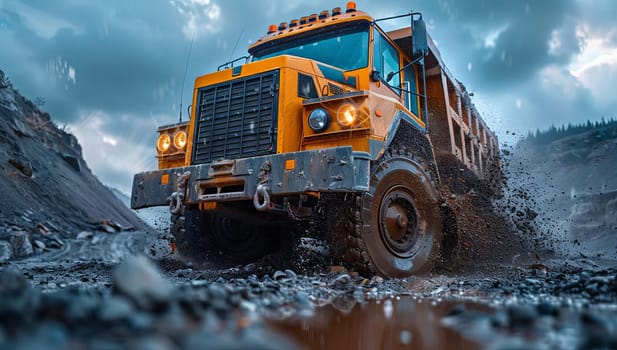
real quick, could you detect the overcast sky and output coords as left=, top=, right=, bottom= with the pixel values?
left=1, top=0, right=616, bottom=193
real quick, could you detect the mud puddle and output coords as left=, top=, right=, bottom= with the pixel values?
left=269, top=297, right=480, bottom=350
left=269, top=295, right=617, bottom=350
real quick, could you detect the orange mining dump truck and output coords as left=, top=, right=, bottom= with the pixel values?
left=131, top=2, right=499, bottom=278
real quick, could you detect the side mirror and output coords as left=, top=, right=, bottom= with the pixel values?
left=412, top=18, right=428, bottom=59
left=370, top=70, right=381, bottom=82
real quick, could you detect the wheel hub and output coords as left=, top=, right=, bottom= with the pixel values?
left=379, top=187, right=420, bottom=256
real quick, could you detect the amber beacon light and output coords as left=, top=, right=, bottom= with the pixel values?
left=346, top=1, right=357, bottom=13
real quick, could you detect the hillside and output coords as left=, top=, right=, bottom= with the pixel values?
left=0, top=71, right=147, bottom=258
left=508, top=120, right=617, bottom=260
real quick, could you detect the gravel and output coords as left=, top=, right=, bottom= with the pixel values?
left=1, top=230, right=617, bottom=349
left=0, top=257, right=300, bottom=349
left=443, top=300, right=617, bottom=350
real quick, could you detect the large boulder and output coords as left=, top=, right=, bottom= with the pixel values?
left=10, top=231, right=33, bottom=258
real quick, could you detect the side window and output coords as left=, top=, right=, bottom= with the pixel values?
left=373, top=28, right=401, bottom=89
left=403, top=61, right=419, bottom=115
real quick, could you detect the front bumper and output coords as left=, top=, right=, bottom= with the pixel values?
left=131, top=147, right=370, bottom=209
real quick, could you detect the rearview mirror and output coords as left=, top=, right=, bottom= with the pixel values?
left=412, top=18, right=428, bottom=59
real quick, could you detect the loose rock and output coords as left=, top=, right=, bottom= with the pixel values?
left=76, top=231, right=94, bottom=240
left=0, top=267, right=39, bottom=331
left=273, top=270, right=287, bottom=280
left=111, top=256, right=172, bottom=309
left=329, top=265, right=347, bottom=274
left=284, top=269, right=297, bottom=279
left=98, top=296, right=134, bottom=322
left=33, top=240, right=46, bottom=250
left=329, top=274, right=352, bottom=289
left=0, top=241, right=12, bottom=262
left=10, top=231, right=33, bottom=257
left=35, top=223, right=50, bottom=236
left=507, top=305, right=538, bottom=329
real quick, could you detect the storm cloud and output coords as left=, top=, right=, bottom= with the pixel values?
left=1, top=0, right=616, bottom=191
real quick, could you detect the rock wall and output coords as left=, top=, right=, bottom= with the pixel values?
left=0, top=71, right=147, bottom=259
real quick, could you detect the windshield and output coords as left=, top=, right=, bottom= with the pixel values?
left=252, top=25, right=369, bottom=71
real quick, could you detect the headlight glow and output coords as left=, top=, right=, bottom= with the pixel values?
left=308, top=108, right=330, bottom=132
left=157, top=134, right=171, bottom=153
left=337, top=104, right=357, bottom=128
left=173, top=131, right=188, bottom=149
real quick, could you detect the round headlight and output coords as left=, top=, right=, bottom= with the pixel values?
left=156, top=134, right=171, bottom=153
left=173, top=131, right=188, bottom=149
left=308, top=108, right=330, bottom=132
left=337, top=104, right=357, bottom=128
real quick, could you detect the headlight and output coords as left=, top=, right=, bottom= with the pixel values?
left=337, top=104, right=357, bottom=128
left=157, top=134, right=171, bottom=153
left=308, top=108, right=330, bottom=132
left=173, top=131, right=187, bottom=149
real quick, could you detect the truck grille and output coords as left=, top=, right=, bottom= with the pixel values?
left=192, top=70, right=279, bottom=165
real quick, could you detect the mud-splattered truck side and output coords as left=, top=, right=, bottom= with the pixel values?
left=131, top=2, right=500, bottom=278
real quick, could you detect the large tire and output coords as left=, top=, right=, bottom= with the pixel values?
left=171, top=206, right=279, bottom=264
left=332, top=150, right=443, bottom=277
left=171, top=207, right=208, bottom=260
left=208, top=214, right=279, bottom=263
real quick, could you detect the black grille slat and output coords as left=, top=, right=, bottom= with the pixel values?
left=192, top=70, right=279, bottom=165
left=204, top=87, right=218, bottom=160
left=222, top=83, right=233, bottom=158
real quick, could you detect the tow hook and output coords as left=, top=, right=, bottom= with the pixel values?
left=169, top=171, right=191, bottom=215
left=253, top=161, right=272, bottom=211
left=253, top=184, right=271, bottom=211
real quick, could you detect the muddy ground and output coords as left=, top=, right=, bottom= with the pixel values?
left=1, top=200, right=616, bottom=350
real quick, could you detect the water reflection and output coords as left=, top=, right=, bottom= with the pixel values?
left=270, top=297, right=481, bottom=350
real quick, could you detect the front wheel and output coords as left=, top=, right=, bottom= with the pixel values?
left=332, top=152, right=443, bottom=277
left=208, top=214, right=279, bottom=263
left=171, top=207, right=281, bottom=265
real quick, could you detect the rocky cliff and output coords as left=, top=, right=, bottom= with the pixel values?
left=0, top=71, right=147, bottom=260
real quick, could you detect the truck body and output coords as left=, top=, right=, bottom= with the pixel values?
left=131, top=3, right=499, bottom=277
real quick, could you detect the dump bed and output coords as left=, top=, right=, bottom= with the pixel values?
left=389, top=27, right=499, bottom=178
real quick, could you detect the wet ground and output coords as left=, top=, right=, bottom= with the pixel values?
left=1, top=222, right=616, bottom=349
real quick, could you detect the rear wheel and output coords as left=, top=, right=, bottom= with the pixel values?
left=331, top=151, right=443, bottom=277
